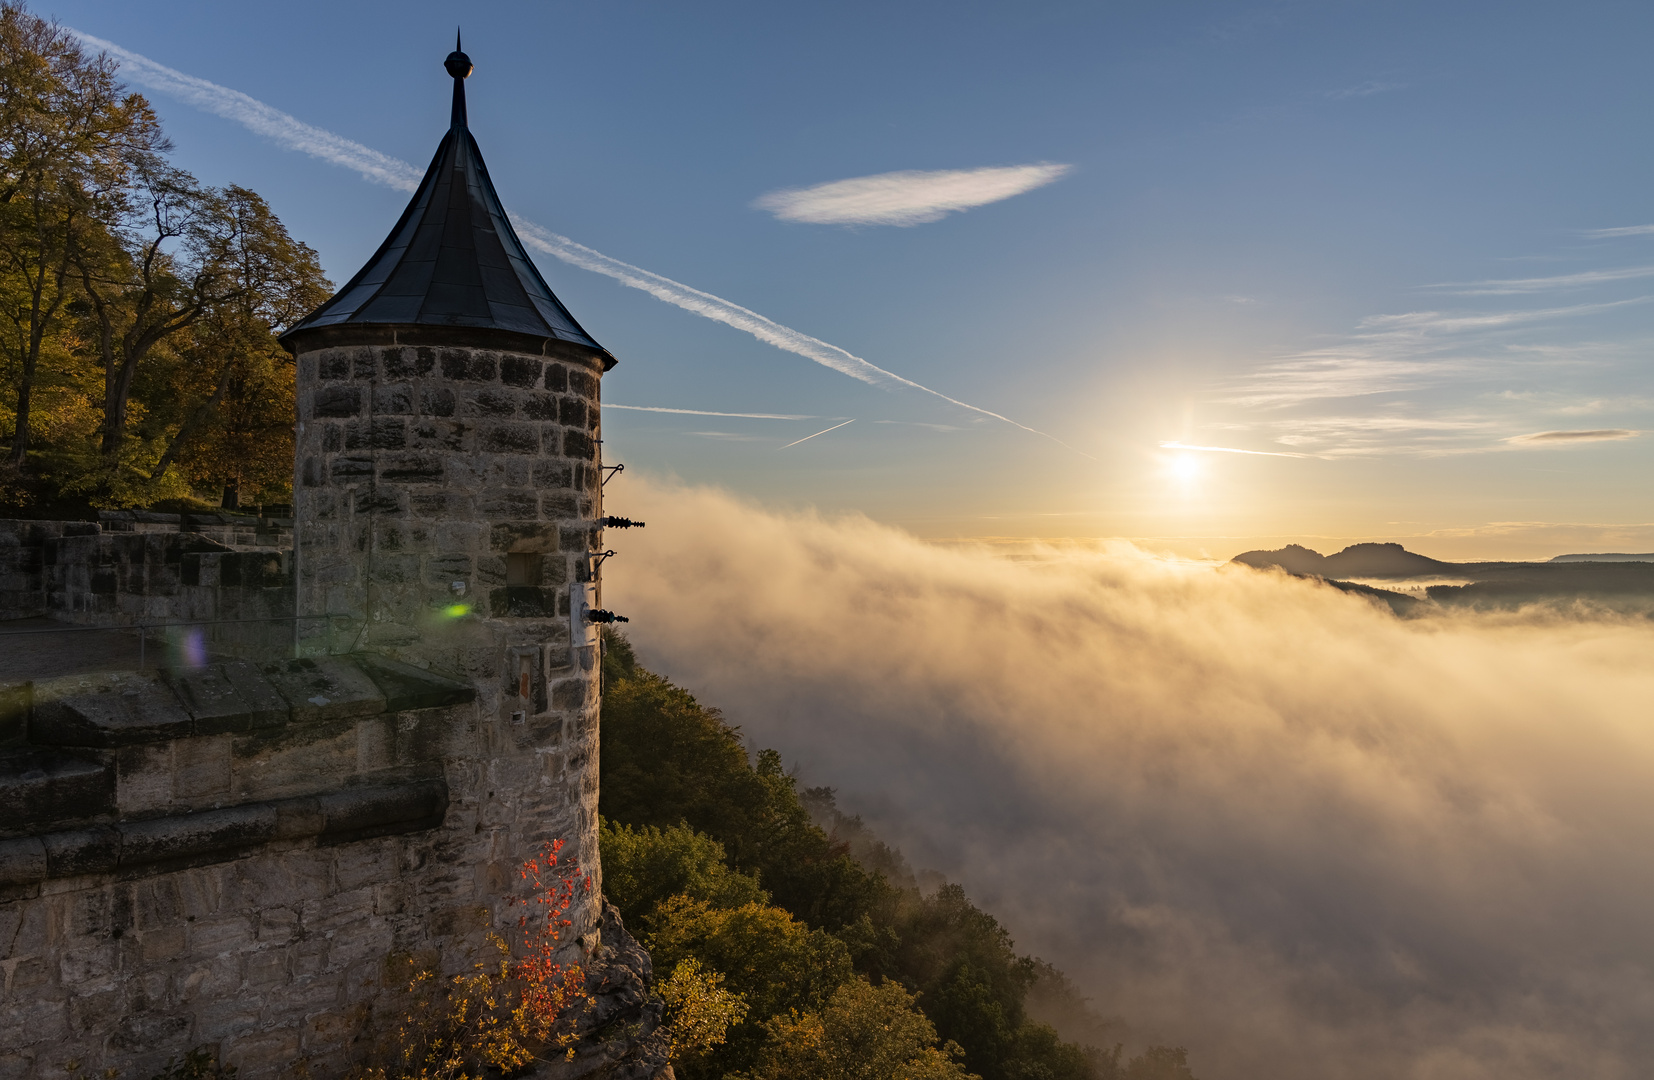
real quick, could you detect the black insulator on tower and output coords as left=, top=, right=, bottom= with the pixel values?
left=586, top=609, right=630, bottom=624
left=599, top=516, right=645, bottom=529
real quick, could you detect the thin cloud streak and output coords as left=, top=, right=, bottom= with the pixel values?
left=1159, top=441, right=1313, bottom=459
left=754, top=164, right=1071, bottom=227
left=1506, top=429, right=1638, bottom=445
left=1326, top=80, right=1406, bottom=99
left=780, top=418, right=855, bottom=449
left=1424, top=265, right=1654, bottom=295
left=1582, top=224, right=1654, bottom=238
left=78, top=33, right=1077, bottom=454
left=607, top=405, right=820, bottom=420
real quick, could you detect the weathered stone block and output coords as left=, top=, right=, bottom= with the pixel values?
left=440, top=350, right=496, bottom=381
left=379, top=453, right=445, bottom=483
left=119, top=803, right=277, bottom=868
left=312, top=385, right=362, bottom=418
left=353, top=489, right=406, bottom=515
left=469, top=388, right=517, bottom=416
left=32, top=672, right=192, bottom=748
left=562, top=429, right=596, bottom=461
left=164, top=661, right=289, bottom=735
left=352, top=654, right=475, bottom=713
left=523, top=392, right=557, bottom=420
left=490, top=523, right=559, bottom=553
left=499, top=355, right=542, bottom=387
left=384, top=346, right=435, bottom=378
left=0, top=749, right=115, bottom=836
left=328, top=455, right=374, bottom=481
left=544, top=362, right=569, bottom=392
left=372, top=384, right=413, bottom=414
left=478, top=490, right=537, bottom=517
left=345, top=416, right=407, bottom=450
left=317, top=351, right=350, bottom=381
left=419, top=386, right=456, bottom=417
left=175, top=736, right=232, bottom=800
left=259, top=658, right=386, bottom=725
left=479, top=422, right=540, bottom=454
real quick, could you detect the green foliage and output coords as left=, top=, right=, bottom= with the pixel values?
left=600, top=818, right=768, bottom=928
left=599, top=649, right=887, bottom=933
left=738, top=977, right=978, bottom=1080
left=598, top=632, right=1189, bottom=1080
left=658, top=957, right=750, bottom=1072
left=647, top=895, right=856, bottom=1075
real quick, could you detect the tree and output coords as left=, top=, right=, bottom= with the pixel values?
left=742, top=977, right=978, bottom=1080
left=0, top=3, right=160, bottom=470
left=599, top=819, right=768, bottom=929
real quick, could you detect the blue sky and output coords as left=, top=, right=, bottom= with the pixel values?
left=51, top=1, right=1654, bottom=557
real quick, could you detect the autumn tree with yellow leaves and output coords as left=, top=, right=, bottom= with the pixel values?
left=0, top=2, right=328, bottom=510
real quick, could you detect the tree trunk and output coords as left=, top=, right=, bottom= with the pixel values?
left=152, top=360, right=232, bottom=480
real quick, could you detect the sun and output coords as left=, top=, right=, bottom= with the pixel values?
left=1166, top=453, right=1202, bottom=487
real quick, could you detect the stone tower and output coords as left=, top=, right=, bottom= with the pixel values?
left=278, top=41, right=613, bottom=934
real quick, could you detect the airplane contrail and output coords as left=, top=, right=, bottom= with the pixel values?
left=72, top=30, right=1086, bottom=455
left=608, top=405, right=820, bottom=420
left=781, top=419, right=856, bottom=449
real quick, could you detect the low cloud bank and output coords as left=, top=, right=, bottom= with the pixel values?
left=606, top=477, right=1654, bottom=1080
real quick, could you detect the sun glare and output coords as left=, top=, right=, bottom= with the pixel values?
left=1166, top=452, right=1202, bottom=490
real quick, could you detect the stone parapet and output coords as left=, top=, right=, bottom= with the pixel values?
left=0, top=520, right=295, bottom=657
left=0, top=648, right=633, bottom=1079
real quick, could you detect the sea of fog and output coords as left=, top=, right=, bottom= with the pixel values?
left=605, top=476, right=1654, bottom=1080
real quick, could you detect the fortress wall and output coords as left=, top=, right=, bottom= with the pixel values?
left=0, top=522, right=294, bottom=658
left=0, top=655, right=608, bottom=1079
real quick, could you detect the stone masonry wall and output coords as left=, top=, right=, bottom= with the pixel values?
left=0, top=654, right=617, bottom=1078
left=0, top=522, right=294, bottom=658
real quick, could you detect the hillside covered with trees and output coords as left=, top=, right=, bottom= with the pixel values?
left=0, top=3, right=327, bottom=512
left=599, top=632, right=1202, bottom=1080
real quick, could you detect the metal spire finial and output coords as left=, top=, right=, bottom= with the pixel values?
left=444, top=30, right=472, bottom=128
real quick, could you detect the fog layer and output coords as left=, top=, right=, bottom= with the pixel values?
left=605, top=477, right=1654, bottom=1080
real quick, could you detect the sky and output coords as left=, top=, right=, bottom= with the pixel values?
left=47, top=0, right=1654, bottom=559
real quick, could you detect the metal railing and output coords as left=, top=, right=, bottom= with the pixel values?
left=0, top=613, right=353, bottom=670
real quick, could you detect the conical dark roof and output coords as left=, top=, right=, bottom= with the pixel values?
left=281, top=42, right=611, bottom=366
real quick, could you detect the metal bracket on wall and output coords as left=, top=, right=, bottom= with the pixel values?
left=600, top=463, right=624, bottom=487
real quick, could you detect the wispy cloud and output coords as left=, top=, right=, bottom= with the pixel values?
left=1423, top=265, right=1654, bottom=295
left=1159, top=441, right=1313, bottom=459
left=75, top=32, right=1077, bottom=453
left=1581, top=224, right=1654, bottom=239
left=780, top=418, right=855, bottom=449
left=753, top=164, right=1071, bottom=227
left=1506, top=429, right=1638, bottom=445
left=607, top=405, right=820, bottom=420
left=1326, top=80, right=1406, bottom=100
left=1221, top=297, right=1654, bottom=410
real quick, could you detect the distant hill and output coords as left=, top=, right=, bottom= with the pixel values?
left=1232, top=542, right=1454, bottom=578
left=1232, top=541, right=1654, bottom=611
